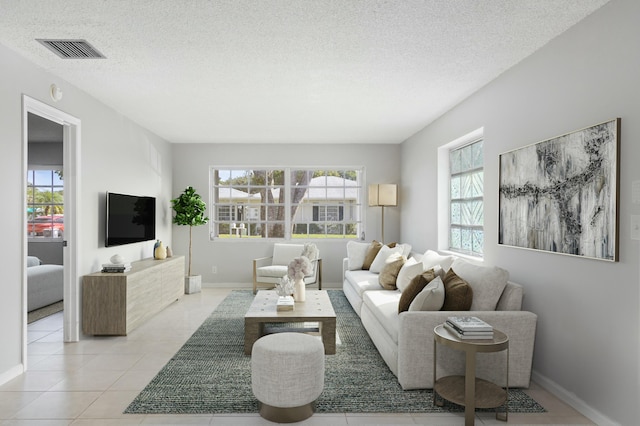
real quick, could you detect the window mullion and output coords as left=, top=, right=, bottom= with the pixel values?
left=284, top=167, right=291, bottom=239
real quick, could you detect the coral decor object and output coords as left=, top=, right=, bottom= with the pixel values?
left=287, top=256, right=312, bottom=280
left=275, top=276, right=294, bottom=297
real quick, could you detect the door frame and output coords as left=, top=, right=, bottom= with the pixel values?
left=22, top=96, right=81, bottom=367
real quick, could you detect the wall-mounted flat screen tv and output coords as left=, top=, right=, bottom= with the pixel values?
left=105, top=192, right=156, bottom=247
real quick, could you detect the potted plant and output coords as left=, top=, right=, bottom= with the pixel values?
left=171, top=186, right=209, bottom=294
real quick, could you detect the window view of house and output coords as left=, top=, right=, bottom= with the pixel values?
left=26, top=169, right=64, bottom=239
left=210, top=168, right=362, bottom=239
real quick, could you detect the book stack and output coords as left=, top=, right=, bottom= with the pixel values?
left=276, top=295, right=295, bottom=312
left=444, top=316, right=494, bottom=340
left=101, top=262, right=132, bottom=273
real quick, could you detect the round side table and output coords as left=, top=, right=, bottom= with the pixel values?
left=433, top=324, right=509, bottom=425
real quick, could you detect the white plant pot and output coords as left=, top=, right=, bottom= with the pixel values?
left=185, top=275, right=202, bottom=294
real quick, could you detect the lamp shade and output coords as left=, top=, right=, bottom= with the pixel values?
left=368, top=184, right=398, bottom=207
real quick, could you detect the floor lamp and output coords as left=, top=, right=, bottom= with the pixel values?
left=368, top=184, right=398, bottom=244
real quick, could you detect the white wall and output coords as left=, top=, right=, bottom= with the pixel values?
left=0, top=42, right=173, bottom=383
left=171, top=143, right=401, bottom=286
left=400, top=0, right=639, bottom=424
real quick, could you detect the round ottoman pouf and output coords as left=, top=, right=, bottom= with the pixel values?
left=251, top=332, right=325, bottom=423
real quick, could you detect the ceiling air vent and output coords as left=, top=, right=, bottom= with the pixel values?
left=36, top=39, right=106, bottom=59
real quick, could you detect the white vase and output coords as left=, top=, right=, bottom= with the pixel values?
left=293, top=278, right=305, bottom=302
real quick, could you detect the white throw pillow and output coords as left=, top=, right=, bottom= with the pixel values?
left=409, top=276, right=445, bottom=311
left=369, top=245, right=404, bottom=273
left=396, top=243, right=412, bottom=257
left=346, top=241, right=370, bottom=270
left=396, top=257, right=424, bottom=292
left=450, top=258, right=509, bottom=311
left=422, top=250, right=455, bottom=272
left=301, top=242, right=319, bottom=261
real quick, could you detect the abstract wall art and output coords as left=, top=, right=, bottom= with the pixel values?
left=499, top=118, right=620, bottom=261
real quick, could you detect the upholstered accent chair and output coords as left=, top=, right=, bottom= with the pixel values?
left=252, top=243, right=322, bottom=294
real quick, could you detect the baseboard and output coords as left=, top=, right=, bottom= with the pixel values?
left=532, top=370, right=620, bottom=426
left=0, top=364, right=24, bottom=387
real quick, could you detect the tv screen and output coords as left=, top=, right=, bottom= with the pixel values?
left=105, top=192, right=156, bottom=247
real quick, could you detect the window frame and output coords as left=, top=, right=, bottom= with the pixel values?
left=27, top=168, right=64, bottom=241
left=437, top=128, right=484, bottom=258
left=209, top=166, right=364, bottom=240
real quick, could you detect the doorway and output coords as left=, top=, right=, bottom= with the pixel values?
left=22, top=96, right=81, bottom=369
left=27, top=113, right=64, bottom=327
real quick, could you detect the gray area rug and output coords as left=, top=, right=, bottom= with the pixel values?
left=125, top=290, right=545, bottom=414
left=28, top=301, right=63, bottom=324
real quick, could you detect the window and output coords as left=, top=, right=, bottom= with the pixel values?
left=449, top=139, right=483, bottom=256
left=27, top=169, right=64, bottom=239
left=210, top=168, right=362, bottom=239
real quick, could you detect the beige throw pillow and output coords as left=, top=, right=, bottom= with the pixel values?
left=378, top=254, right=406, bottom=290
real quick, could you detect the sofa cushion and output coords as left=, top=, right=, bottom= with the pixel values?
left=362, top=241, right=383, bottom=270
left=370, top=245, right=404, bottom=273
left=396, top=257, right=423, bottom=292
left=398, top=269, right=437, bottom=313
left=272, top=244, right=303, bottom=265
left=27, top=256, right=42, bottom=267
left=363, top=290, right=402, bottom=344
left=378, top=254, right=406, bottom=290
left=496, top=282, right=524, bottom=311
left=422, top=250, right=454, bottom=272
left=450, top=258, right=509, bottom=311
left=441, top=268, right=473, bottom=311
left=409, top=276, right=445, bottom=311
left=256, top=265, right=288, bottom=278
left=345, top=270, right=383, bottom=297
left=346, top=241, right=370, bottom=270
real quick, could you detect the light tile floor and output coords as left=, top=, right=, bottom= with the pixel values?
left=1, top=288, right=595, bottom=425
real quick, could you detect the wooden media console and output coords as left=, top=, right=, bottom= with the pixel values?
left=82, top=256, right=185, bottom=335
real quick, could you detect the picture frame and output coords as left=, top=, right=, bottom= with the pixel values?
left=498, top=118, right=620, bottom=261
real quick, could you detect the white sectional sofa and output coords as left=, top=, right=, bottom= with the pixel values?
left=27, top=256, right=64, bottom=312
left=342, top=242, right=537, bottom=390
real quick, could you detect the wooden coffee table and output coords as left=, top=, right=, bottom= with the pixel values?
left=244, top=290, right=336, bottom=355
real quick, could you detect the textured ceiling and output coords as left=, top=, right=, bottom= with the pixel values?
left=0, top=0, right=610, bottom=144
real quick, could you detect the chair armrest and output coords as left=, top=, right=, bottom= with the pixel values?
left=253, top=256, right=273, bottom=294
left=253, top=256, right=273, bottom=268
left=315, top=258, right=322, bottom=290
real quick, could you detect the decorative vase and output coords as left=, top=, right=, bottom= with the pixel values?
left=166, top=246, right=173, bottom=257
left=154, top=241, right=167, bottom=260
left=293, top=278, right=305, bottom=302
